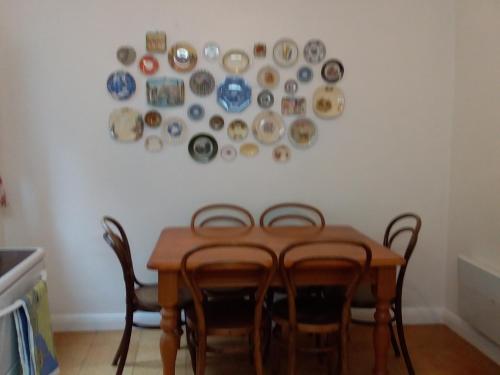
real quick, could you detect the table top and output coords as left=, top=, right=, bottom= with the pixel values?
left=147, top=225, right=404, bottom=271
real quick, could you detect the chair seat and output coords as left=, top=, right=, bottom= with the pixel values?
left=135, top=284, right=191, bottom=312
left=186, top=298, right=257, bottom=335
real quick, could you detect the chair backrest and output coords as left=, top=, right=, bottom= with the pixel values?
left=383, top=213, right=421, bottom=300
left=279, top=240, right=372, bottom=328
left=190, top=204, right=255, bottom=229
left=181, top=243, right=277, bottom=336
left=101, top=216, right=138, bottom=304
left=259, top=203, right=325, bottom=227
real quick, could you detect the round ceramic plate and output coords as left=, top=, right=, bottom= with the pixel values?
left=139, top=55, right=159, bottom=75
left=227, top=119, right=249, bottom=141
left=303, top=39, right=327, bottom=64
left=188, top=133, right=218, bottom=163
left=222, top=49, right=250, bottom=74
left=163, top=117, right=188, bottom=144
left=209, top=115, right=224, bottom=131
left=188, top=104, right=205, bottom=121
left=252, top=111, right=285, bottom=145
left=321, top=59, right=344, bottom=83
left=273, top=38, right=299, bottom=67
left=144, top=110, right=162, bottom=128
left=116, top=46, right=136, bottom=66
left=288, top=118, right=317, bottom=149
left=273, top=144, right=291, bottom=162
left=257, top=90, right=274, bottom=109
left=203, top=42, right=220, bottom=61
left=189, top=70, right=215, bottom=96
left=313, top=85, right=345, bottom=119
left=257, top=65, right=280, bottom=89
left=240, top=143, right=259, bottom=157
left=144, top=135, right=163, bottom=152
left=108, top=108, right=143, bottom=142
left=220, top=145, right=237, bottom=161
left=107, top=71, right=136, bottom=100
left=284, top=79, right=298, bottom=95
left=168, top=42, right=197, bottom=73
left=297, top=66, right=313, bottom=83
left=217, top=77, right=252, bottom=112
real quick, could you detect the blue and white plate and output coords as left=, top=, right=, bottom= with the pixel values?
left=217, top=77, right=252, bottom=113
left=188, top=104, right=205, bottom=120
left=163, top=117, right=188, bottom=145
left=297, top=66, right=313, bottom=83
left=107, top=71, right=136, bottom=100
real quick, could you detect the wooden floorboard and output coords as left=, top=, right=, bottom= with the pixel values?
left=53, top=324, right=500, bottom=374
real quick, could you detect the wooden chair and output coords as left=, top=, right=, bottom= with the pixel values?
left=272, top=240, right=372, bottom=375
left=259, top=202, right=325, bottom=228
left=351, top=213, right=421, bottom=375
left=101, top=216, right=190, bottom=375
left=191, top=203, right=255, bottom=229
left=180, top=243, right=278, bottom=375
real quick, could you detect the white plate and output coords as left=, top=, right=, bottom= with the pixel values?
left=108, top=108, right=143, bottom=142
left=252, top=111, right=285, bottom=145
left=273, top=38, right=299, bottom=67
left=163, top=117, right=188, bottom=145
left=222, top=49, right=250, bottom=74
left=313, top=85, right=345, bottom=119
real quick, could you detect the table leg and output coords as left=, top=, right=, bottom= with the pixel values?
left=159, top=272, right=180, bottom=375
left=372, top=267, right=396, bottom=375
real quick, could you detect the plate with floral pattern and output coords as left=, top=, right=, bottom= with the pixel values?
left=163, top=117, right=188, bottom=145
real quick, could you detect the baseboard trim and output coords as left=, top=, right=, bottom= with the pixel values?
left=442, top=310, right=500, bottom=365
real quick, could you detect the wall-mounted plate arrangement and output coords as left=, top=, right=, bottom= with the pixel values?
left=107, top=33, right=346, bottom=163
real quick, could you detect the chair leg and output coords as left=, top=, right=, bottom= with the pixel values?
left=115, top=309, right=133, bottom=375
left=395, top=301, right=415, bottom=375
left=287, top=329, right=297, bottom=375
left=389, top=322, right=401, bottom=357
left=196, top=335, right=207, bottom=375
left=254, top=328, right=264, bottom=375
left=271, top=325, right=281, bottom=375
left=186, top=323, right=197, bottom=374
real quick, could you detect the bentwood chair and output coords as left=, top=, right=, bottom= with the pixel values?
left=102, top=216, right=190, bottom=375
left=259, top=203, right=325, bottom=228
left=272, top=240, right=372, bottom=375
left=351, top=213, right=421, bottom=375
left=191, top=203, right=255, bottom=229
left=181, top=243, right=278, bottom=375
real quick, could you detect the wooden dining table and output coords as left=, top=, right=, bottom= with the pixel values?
left=147, top=225, right=404, bottom=375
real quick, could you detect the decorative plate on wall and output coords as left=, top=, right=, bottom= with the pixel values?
left=321, top=59, right=344, bottom=83
left=146, top=77, right=185, bottom=107
left=303, top=39, right=326, bottom=64
left=164, top=117, right=188, bottom=144
left=146, top=31, right=167, bottom=53
left=108, top=107, right=143, bottom=142
left=217, top=77, right=252, bottom=112
left=284, top=79, right=298, bottom=95
left=209, top=115, right=225, bottom=131
left=251, top=111, right=285, bottom=145
left=257, top=65, right=280, bottom=89
left=187, top=104, right=205, bottom=121
left=144, top=135, right=164, bottom=152
left=273, top=38, right=299, bottom=67
left=116, top=46, right=136, bottom=66
left=139, top=55, right=159, bottom=75
left=188, top=133, right=218, bottom=163
left=203, top=42, right=220, bottom=61
left=227, top=119, right=249, bottom=141
left=222, top=49, right=250, bottom=74
left=273, top=144, right=291, bottom=162
left=288, top=118, right=317, bottom=148
left=281, top=97, right=306, bottom=116
left=313, top=85, right=345, bottom=118
left=254, top=43, right=266, bottom=58
left=144, top=110, right=162, bottom=128
left=240, top=143, right=259, bottom=157
left=297, top=66, right=313, bottom=83
left=107, top=71, right=136, bottom=100
left=220, top=145, right=237, bottom=161
left=168, top=42, right=197, bottom=72
left=189, top=70, right=215, bottom=96
left=257, top=90, right=274, bottom=109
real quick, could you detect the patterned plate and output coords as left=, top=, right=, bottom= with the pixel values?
left=217, top=77, right=252, bottom=112
left=273, top=144, right=291, bottom=162
left=203, top=42, right=220, bottom=61
left=163, top=117, right=188, bottom=145
left=209, top=115, right=225, bottom=131
left=313, top=85, right=345, bottom=119
left=189, top=70, right=215, bottom=96
left=297, top=66, right=313, bottom=83
left=144, top=110, right=162, bottom=128
left=108, top=108, right=143, bottom=142
left=273, top=38, right=299, bottom=67
left=188, top=104, right=205, bottom=121
left=284, top=79, right=298, bottom=95
left=257, top=65, right=280, bottom=89
left=252, top=111, right=285, bottom=145
left=188, top=133, right=218, bottom=163
left=146, top=77, right=184, bottom=107
left=288, top=118, right=317, bottom=149
left=257, top=90, right=274, bottom=109
left=227, top=119, right=249, bottom=141
left=168, top=42, right=197, bottom=73
left=116, top=46, right=136, bottom=66
left=303, top=39, right=327, bottom=64
left=222, top=49, right=250, bottom=74
left=321, top=59, right=344, bottom=83
left=139, top=55, right=159, bottom=75
left=107, top=71, right=136, bottom=100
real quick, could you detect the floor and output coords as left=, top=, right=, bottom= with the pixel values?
left=54, top=324, right=500, bottom=374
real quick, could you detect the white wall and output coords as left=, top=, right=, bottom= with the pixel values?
left=447, top=0, right=500, bottom=313
left=0, top=0, right=454, bottom=321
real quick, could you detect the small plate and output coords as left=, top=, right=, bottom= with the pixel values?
left=240, top=143, right=259, bottom=157
left=168, top=42, right=197, bottom=73
left=284, top=79, right=298, bottom=95
left=220, top=145, right=237, bottom=161
left=273, top=144, right=291, bottom=162
left=109, top=108, right=143, bottom=142
left=222, top=49, right=250, bottom=74
left=313, top=85, right=345, bottom=118
left=227, top=119, right=249, bottom=141
left=163, top=117, right=188, bottom=145
left=273, top=38, right=299, bottom=67
left=189, top=70, right=215, bottom=96
left=146, top=77, right=184, bottom=107
left=252, top=111, right=285, bottom=145
left=139, top=55, right=159, bottom=75
left=146, top=31, right=167, bottom=53
left=209, top=115, right=224, bottom=131
left=217, top=77, right=252, bottom=112
left=188, top=104, right=205, bottom=121
left=188, top=133, right=218, bottom=163
left=297, top=66, right=313, bottom=83
left=116, top=46, right=136, bottom=66
left=257, top=90, right=274, bottom=109
left=144, top=135, right=163, bottom=152
left=144, top=110, right=162, bottom=128
left=107, top=71, right=136, bottom=100
left=257, top=65, right=280, bottom=89
left=254, top=43, right=266, bottom=58
left=303, top=39, right=326, bottom=64
left=203, top=42, right=220, bottom=61
left=288, top=118, right=317, bottom=149
left=281, top=97, right=306, bottom=116
left=321, top=59, right=344, bottom=83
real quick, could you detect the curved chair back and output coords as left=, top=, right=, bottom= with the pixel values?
left=101, top=216, right=139, bottom=305
left=259, top=203, right=325, bottom=227
left=279, top=240, right=372, bottom=328
left=191, top=204, right=255, bottom=229
left=181, top=243, right=277, bottom=338
left=383, top=213, right=421, bottom=302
